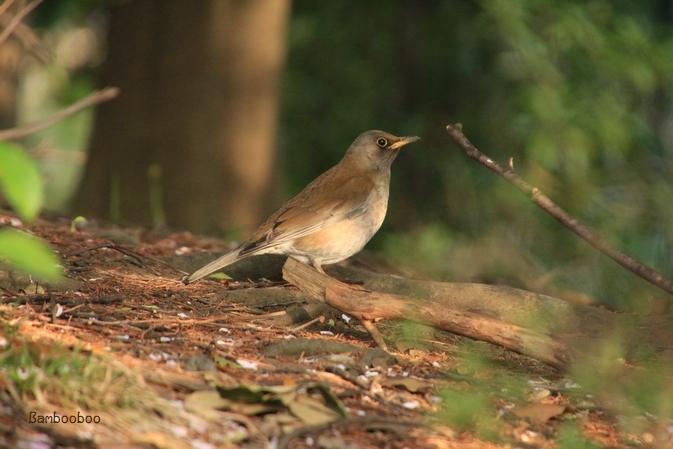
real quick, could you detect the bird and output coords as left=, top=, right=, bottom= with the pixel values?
left=183, top=130, right=420, bottom=284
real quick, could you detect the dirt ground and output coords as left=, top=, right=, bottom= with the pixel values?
left=0, top=212, right=668, bottom=448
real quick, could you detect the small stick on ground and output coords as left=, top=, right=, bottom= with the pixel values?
left=278, top=417, right=427, bottom=449
left=361, top=319, right=388, bottom=351
left=64, top=242, right=188, bottom=275
left=446, top=123, right=673, bottom=297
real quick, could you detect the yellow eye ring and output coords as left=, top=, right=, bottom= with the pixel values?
left=376, top=138, right=388, bottom=147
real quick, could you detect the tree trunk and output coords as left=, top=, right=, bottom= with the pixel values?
left=73, top=0, right=289, bottom=235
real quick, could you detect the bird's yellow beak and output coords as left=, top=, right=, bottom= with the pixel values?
left=389, top=136, right=421, bottom=150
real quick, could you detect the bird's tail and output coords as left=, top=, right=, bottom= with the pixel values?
left=183, top=248, right=243, bottom=284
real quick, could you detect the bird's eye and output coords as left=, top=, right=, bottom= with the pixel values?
left=376, top=138, right=388, bottom=147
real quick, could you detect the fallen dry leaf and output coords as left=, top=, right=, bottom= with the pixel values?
left=512, top=403, right=566, bottom=424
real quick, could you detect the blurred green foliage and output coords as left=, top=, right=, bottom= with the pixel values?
left=570, top=337, right=673, bottom=434
left=439, top=386, right=495, bottom=436
left=0, top=141, right=62, bottom=282
left=0, top=228, right=61, bottom=283
left=557, top=424, right=602, bottom=449
left=282, top=0, right=673, bottom=311
left=21, top=51, right=97, bottom=212
left=0, top=141, right=44, bottom=222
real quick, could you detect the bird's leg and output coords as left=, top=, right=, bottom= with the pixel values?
left=310, top=259, right=326, bottom=275
left=309, top=259, right=369, bottom=289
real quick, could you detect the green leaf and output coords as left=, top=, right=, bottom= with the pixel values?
left=70, top=216, right=87, bottom=231
left=0, top=228, right=62, bottom=282
left=0, top=141, right=43, bottom=223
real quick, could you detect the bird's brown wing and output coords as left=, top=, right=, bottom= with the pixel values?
left=240, top=171, right=375, bottom=256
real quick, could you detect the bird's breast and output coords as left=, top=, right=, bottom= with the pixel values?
left=289, top=178, right=390, bottom=264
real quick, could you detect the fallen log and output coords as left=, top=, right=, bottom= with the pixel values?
left=282, top=259, right=673, bottom=369
left=283, top=258, right=572, bottom=370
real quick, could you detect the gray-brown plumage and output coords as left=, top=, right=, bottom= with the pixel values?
left=184, top=130, right=419, bottom=284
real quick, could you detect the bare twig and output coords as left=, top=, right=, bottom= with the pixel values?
left=360, top=319, right=388, bottom=350
left=83, top=316, right=230, bottom=327
left=446, top=123, right=673, bottom=296
left=0, top=87, right=120, bottom=141
left=63, top=240, right=188, bottom=275
left=278, top=416, right=427, bottom=449
left=0, top=12, right=51, bottom=63
left=0, top=0, right=42, bottom=47
left=0, top=0, right=17, bottom=18
left=1, top=293, right=122, bottom=306
left=288, top=315, right=323, bottom=332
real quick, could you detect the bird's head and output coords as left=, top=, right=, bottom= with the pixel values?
left=343, top=130, right=420, bottom=171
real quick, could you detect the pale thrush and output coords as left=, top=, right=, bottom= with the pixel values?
left=183, top=130, right=419, bottom=284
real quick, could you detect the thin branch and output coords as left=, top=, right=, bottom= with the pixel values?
left=0, top=0, right=42, bottom=47
left=0, top=87, right=120, bottom=141
left=0, top=0, right=17, bottom=18
left=0, top=13, right=51, bottom=63
left=446, top=123, right=673, bottom=297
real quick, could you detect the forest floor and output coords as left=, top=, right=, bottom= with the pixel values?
left=0, top=213, right=668, bottom=448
